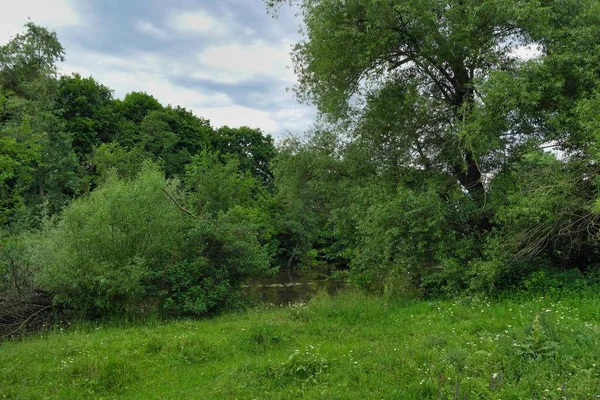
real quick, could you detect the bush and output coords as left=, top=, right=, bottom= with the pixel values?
left=33, top=163, right=184, bottom=317
left=0, top=229, right=52, bottom=337
left=30, top=161, right=273, bottom=319
left=342, top=178, right=479, bottom=296
left=160, top=210, right=271, bottom=317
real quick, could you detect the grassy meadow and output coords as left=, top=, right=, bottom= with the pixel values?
left=1, top=289, right=600, bottom=399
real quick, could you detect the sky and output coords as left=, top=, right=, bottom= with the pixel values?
left=0, top=0, right=316, bottom=138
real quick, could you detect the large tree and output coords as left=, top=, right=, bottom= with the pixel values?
left=0, top=21, right=64, bottom=99
left=56, top=74, right=121, bottom=161
left=269, top=0, right=551, bottom=205
left=0, top=23, right=79, bottom=223
left=212, top=126, right=276, bottom=183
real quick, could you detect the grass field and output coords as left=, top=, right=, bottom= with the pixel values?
left=1, top=289, right=600, bottom=399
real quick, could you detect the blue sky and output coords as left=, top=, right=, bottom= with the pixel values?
left=0, top=0, right=315, bottom=138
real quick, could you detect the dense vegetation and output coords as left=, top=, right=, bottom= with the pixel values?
left=0, top=24, right=279, bottom=333
left=2, top=290, right=600, bottom=398
left=269, top=0, right=600, bottom=294
left=3, top=0, right=600, bottom=338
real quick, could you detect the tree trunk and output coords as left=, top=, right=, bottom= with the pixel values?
left=286, top=245, right=299, bottom=282
left=454, top=151, right=485, bottom=205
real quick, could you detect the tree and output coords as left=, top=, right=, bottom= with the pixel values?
left=185, top=150, right=264, bottom=217
left=212, top=126, right=276, bottom=183
left=118, top=91, right=162, bottom=124
left=0, top=88, right=42, bottom=223
left=55, top=74, right=121, bottom=161
left=269, top=0, right=545, bottom=205
left=0, top=22, right=64, bottom=98
left=272, top=132, right=347, bottom=274
left=0, top=23, right=78, bottom=223
left=137, top=107, right=213, bottom=178
left=268, top=0, right=600, bottom=292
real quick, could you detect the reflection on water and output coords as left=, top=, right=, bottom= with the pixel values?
left=242, top=269, right=346, bottom=305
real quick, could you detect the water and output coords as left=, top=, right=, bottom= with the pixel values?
left=242, top=269, right=346, bottom=305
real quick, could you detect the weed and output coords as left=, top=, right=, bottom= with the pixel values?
left=175, top=338, right=220, bottom=365
left=144, top=336, right=164, bottom=354
left=270, top=346, right=329, bottom=385
left=515, top=314, right=560, bottom=360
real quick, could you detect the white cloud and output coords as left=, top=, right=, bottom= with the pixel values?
left=135, top=20, right=169, bottom=40
left=193, top=104, right=315, bottom=137
left=274, top=106, right=317, bottom=134
left=0, top=0, right=81, bottom=44
left=59, top=43, right=311, bottom=136
left=61, top=49, right=231, bottom=107
left=195, top=105, right=279, bottom=132
left=196, top=39, right=296, bottom=84
left=168, top=9, right=229, bottom=37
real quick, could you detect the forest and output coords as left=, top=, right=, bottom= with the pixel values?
left=2, top=0, right=600, bottom=333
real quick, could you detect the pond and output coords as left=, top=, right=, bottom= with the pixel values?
left=242, top=268, right=346, bottom=305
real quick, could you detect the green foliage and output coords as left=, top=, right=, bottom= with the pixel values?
left=0, top=108, right=42, bottom=223
left=345, top=181, right=448, bottom=291
left=27, top=115, right=81, bottom=216
left=0, top=23, right=82, bottom=225
left=185, top=150, right=264, bottom=217
left=272, top=132, right=344, bottom=268
left=6, top=0, right=600, bottom=331
left=514, top=314, right=561, bottom=361
left=118, top=91, right=162, bottom=124
left=56, top=73, right=120, bottom=160
left=269, top=347, right=329, bottom=385
left=265, top=0, right=600, bottom=296
left=247, top=323, right=286, bottom=353
left=0, top=229, right=40, bottom=297
left=91, top=143, right=149, bottom=182
left=33, top=164, right=184, bottom=317
left=156, top=106, right=213, bottom=177
left=161, top=208, right=272, bottom=317
left=0, top=22, right=281, bottom=322
left=212, top=126, right=276, bottom=183
left=183, top=150, right=277, bottom=275
left=0, top=22, right=64, bottom=97
left=24, top=161, right=272, bottom=318
left=137, top=110, right=179, bottom=161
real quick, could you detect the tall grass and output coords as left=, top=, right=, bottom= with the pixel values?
left=1, top=289, right=600, bottom=399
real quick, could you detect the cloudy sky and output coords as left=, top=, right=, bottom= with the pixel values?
left=0, top=0, right=315, bottom=138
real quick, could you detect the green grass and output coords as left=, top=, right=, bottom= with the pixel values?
left=1, top=289, right=600, bottom=399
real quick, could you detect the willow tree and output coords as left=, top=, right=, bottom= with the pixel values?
left=268, top=0, right=554, bottom=205
left=268, top=0, right=600, bottom=291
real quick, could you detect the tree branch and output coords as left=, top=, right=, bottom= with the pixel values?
left=162, top=187, right=196, bottom=218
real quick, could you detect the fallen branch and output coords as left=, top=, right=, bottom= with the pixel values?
left=2, top=305, right=51, bottom=339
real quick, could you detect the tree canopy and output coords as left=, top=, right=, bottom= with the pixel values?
left=269, top=0, right=600, bottom=293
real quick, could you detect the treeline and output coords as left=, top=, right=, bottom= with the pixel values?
left=4, top=0, right=600, bottom=331
left=0, top=23, right=281, bottom=330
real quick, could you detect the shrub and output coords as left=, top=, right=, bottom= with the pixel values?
left=30, top=161, right=273, bottom=319
left=343, top=179, right=478, bottom=296
left=33, top=163, right=185, bottom=317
